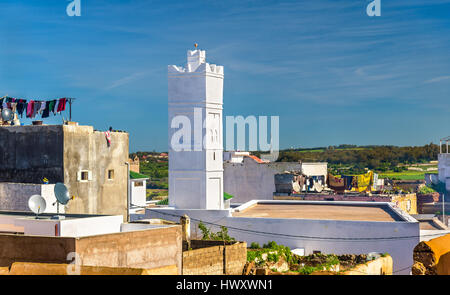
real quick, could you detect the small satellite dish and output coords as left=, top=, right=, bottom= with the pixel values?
left=52, top=183, right=72, bottom=219
left=1, top=108, right=13, bottom=121
left=28, top=195, right=47, bottom=217
left=54, top=182, right=71, bottom=205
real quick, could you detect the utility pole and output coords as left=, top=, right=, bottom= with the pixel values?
left=125, top=161, right=130, bottom=222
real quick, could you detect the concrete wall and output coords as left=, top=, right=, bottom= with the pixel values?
left=224, top=159, right=302, bottom=203
left=75, top=226, right=182, bottom=273
left=0, top=225, right=182, bottom=273
left=146, top=203, right=419, bottom=275
left=0, top=214, right=123, bottom=237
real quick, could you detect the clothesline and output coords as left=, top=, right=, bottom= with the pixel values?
left=0, top=96, right=76, bottom=121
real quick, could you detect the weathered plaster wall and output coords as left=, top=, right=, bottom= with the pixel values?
left=62, top=125, right=129, bottom=219
left=75, top=226, right=182, bottom=273
left=0, top=235, right=76, bottom=267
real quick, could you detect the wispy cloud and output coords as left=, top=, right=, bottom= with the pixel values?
left=424, top=75, right=450, bottom=84
left=105, top=71, right=151, bottom=90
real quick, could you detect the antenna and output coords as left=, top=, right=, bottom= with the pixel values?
left=28, top=195, right=47, bottom=219
left=52, top=182, right=73, bottom=220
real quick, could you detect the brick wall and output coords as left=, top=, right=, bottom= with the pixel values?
left=224, top=242, right=247, bottom=275
left=182, top=240, right=247, bottom=275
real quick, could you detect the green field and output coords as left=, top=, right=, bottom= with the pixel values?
left=379, top=170, right=437, bottom=180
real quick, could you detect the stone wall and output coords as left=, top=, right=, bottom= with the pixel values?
left=182, top=240, right=247, bottom=275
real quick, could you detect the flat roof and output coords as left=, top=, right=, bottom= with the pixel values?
left=0, top=211, right=110, bottom=220
left=232, top=203, right=402, bottom=222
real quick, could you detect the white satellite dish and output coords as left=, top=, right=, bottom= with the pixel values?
left=28, top=195, right=47, bottom=218
left=1, top=108, right=13, bottom=121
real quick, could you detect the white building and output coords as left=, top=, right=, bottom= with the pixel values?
left=438, top=136, right=450, bottom=192
left=129, top=172, right=148, bottom=207
left=143, top=48, right=420, bottom=275
left=224, top=155, right=329, bottom=203
left=168, top=49, right=224, bottom=210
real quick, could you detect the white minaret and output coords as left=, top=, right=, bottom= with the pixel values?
left=168, top=48, right=224, bottom=209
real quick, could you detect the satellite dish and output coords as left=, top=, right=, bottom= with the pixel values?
left=1, top=108, right=13, bottom=121
left=54, top=182, right=71, bottom=205
left=28, top=195, right=47, bottom=216
left=52, top=183, right=72, bottom=219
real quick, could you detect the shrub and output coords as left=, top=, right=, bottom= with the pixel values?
left=198, top=222, right=235, bottom=242
left=250, top=242, right=260, bottom=249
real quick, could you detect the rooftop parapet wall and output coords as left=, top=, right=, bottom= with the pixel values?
left=0, top=226, right=182, bottom=273
left=168, top=50, right=224, bottom=76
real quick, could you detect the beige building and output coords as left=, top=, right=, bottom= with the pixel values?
left=0, top=123, right=129, bottom=219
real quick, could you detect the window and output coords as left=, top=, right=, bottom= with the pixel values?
left=81, top=171, right=89, bottom=181
left=77, top=170, right=92, bottom=182
left=108, top=169, right=114, bottom=180
left=134, top=181, right=144, bottom=187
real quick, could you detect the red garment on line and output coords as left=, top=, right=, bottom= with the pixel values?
left=57, top=98, right=67, bottom=112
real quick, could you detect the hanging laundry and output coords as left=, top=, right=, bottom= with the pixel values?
left=328, top=173, right=345, bottom=191
left=26, top=100, right=35, bottom=118
left=42, top=101, right=51, bottom=118
left=105, top=130, right=111, bottom=147
left=38, top=101, right=46, bottom=114
left=16, top=100, right=27, bottom=117
left=342, top=175, right=354, bottom=190
left=32, top=101, right=40, bottom=118
left=49, top=100, right=56, bottom=114
left=57, top=98, right=67, bottom=112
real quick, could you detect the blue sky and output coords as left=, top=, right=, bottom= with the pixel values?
left=0, top=0, right=449, bottom=152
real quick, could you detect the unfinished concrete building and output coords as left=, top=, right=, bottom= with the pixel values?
left=0, top=124, right=129, bottom=219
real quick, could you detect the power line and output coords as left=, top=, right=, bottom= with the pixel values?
left=147, top=209, right=449, bottom=241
